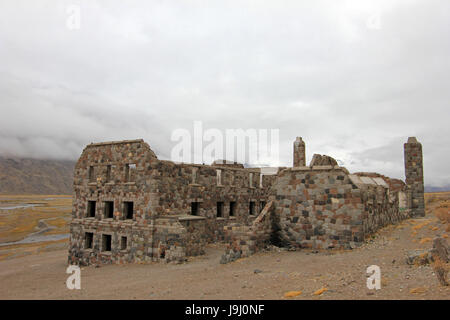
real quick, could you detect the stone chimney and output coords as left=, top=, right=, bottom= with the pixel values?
left=404, top=137, right=425, bottom=217
left=293, top=137, right=306, bottom=167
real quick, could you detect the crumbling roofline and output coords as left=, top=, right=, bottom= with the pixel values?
left=159, top=159, right=279, bottom=173
left=86, top=139, right=145, bottom=147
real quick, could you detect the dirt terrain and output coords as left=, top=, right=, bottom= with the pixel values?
left=0, top=193, right=448, bottom=300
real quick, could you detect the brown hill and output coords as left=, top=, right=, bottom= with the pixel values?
left=0, top=157, right=75, bottom=195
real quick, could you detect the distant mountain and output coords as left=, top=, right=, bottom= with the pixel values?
left=425, top=185, right=450, bottom=193
left=0, top=157, right=75, bottom=195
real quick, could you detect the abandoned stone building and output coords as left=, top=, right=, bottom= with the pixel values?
left=68, top=136, right=424, bottom=265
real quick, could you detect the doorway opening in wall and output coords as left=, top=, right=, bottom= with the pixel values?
left=102, top=234, right=112, bottom=252
left=229, top=201, right=236, bottom=217
left=217, top=202, right=224, bottom=217
left=85, top=232, right=93, bottom=249
left=270, top=215, right=288, bottom=248
left=123, top=201, right=134, bottom=220
left=104, top=201, right=114, bottom=219
left=191, top=202, right=199, bottom=216
left=87, top=201, right=96, bottom=218
left=249, top=201, right=255, bottom=216
left=120, top=236, right=127, bottom=250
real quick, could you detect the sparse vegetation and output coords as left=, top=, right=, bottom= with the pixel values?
left=284, top=290, right=302, bottom=298
left=410, top=287, right=427, bottom=294
left=432, top=257, right=449, bottom=286
left=420, top=237, right=433, bottom=244
left=313, top=288, right=328, bottom=295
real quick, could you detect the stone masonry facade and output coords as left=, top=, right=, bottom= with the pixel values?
left=68, top=137, right=425, bottom=265
left=404, top=137, right=425, bottom=217
left=293, top=137, right=306, bottom=167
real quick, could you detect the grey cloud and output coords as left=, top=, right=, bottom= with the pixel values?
left=0, top=0, right=449, bottom=187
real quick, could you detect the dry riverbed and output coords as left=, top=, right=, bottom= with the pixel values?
left=0, top=195, right=71, bottom=261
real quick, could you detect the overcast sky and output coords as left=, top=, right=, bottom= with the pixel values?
left=0, top=0, right=449, bottom=187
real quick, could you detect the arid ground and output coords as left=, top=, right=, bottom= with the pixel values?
left=0, top=193, right=448, bottom=300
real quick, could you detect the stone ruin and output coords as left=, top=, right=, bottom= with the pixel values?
left=309, top=154, right=339, bottom=167
left=68, top=136, right=425, bottom=265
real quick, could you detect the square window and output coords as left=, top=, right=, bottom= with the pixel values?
left=102, top=234, right=111, bottom=252
left=120, top=236, right=127, bottom=250
left=125, top=163, right=136, bottom=182
left=104, top=201, right=114, bottom=219
left=229, top=201, right=236, bottom=217
left=88, top=166, right=95, bottom=182
left=217, top=202, right=224, bottom=217
left=85, top=232, right=93, bottom=249
left=192, top=167, right=198, bottom=184
left=249, top=201, right=255, bottom=216
left=191, top=202, right=199, bottom=216
left=106, top=165, right=111, bottom=182
left=216, top=169, right=222, bottom=186
left=123, top=201, right=134, bottom=220
left=87, top=201, right=96, bottom=218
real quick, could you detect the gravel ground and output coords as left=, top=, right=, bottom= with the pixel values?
left=0, top=192, right=449, bottom=300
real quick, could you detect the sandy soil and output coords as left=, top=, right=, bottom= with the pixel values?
left=0, top=193, right=448, bottom=300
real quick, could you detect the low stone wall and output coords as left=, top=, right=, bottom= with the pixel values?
left=359, top=185, right=410, bottom=236
left=178, top=216, right=208, bottom=256
left=151, top=218, right=188, bottom=263
left=220, top=201, right=274, bottom=263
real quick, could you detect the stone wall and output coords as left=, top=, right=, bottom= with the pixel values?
left=69, top=140, right=158, bottom=265
left=351, top=172, right=410, bottom=228
left=150, top=160, right=273, bottom=235
left=68, top=220, right=155, bottom=265
left=293, top=137, right=306, bottom=167
left=178, top=216, right=208, bottom=256
left=309, top=154, right=338, bottom=166
left=404, top=137, right=425, bottom=217
left=357, top=182, right=410, bottom=235
left=272, top=166, right=408, bottom=250
left=69, top=139, right=276, bottom=265
left=221, top=201, right=275, bottom=264
left=273, top=166, right=364, bottom=249
left=69, top=136, right=423, bottom=266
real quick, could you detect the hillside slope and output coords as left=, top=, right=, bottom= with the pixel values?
left=0, top=157, right=75, bottom=195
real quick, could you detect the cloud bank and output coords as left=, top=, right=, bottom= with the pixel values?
left=0, top=0, right=449, bottom=186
